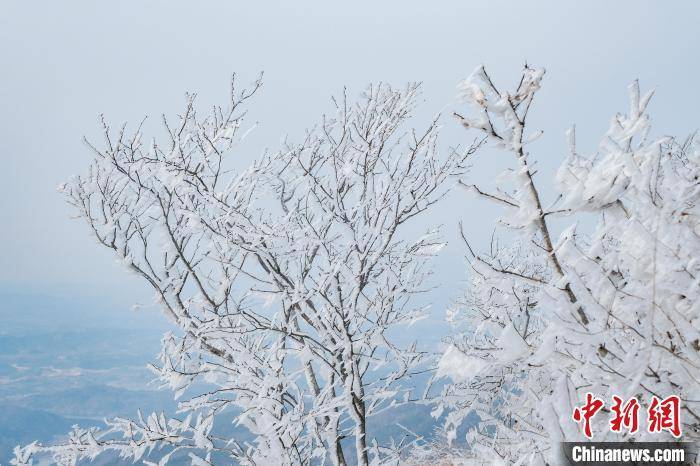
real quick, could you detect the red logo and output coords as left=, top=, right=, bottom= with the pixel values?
left=572, top=393, right=682, bottom=438
left=609, top=396, right=640, bottom=434
left=572, top=393, right=604, bottom=438
left=648, top=395, right=682, bottom=438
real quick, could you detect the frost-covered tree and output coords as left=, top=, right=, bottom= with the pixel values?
left=436, top=65, right=700, bottom=464
left=13, top=77, right=478, bottom=466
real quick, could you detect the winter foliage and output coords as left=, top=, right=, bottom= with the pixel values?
left=437, top=65, right=700, bottom=464
left=13, top=78, right=475, bottom=466
left=14, top=66, right=700, bottom=465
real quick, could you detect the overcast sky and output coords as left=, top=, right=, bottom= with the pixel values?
left=2, top=1, right=699, bottom=315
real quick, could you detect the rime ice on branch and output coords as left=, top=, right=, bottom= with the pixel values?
left=14, top=77, right=478, bottom=466
left=438, top=65, right=700, bottom=464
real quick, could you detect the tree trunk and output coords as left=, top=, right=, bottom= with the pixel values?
left=353, top=394, right=369, bottom=466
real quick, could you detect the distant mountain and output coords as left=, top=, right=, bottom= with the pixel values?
left=0, top=404, right=90, bottom=465
left=0, top=291, right=465, bottom=464
left=0, top=291, right=173, bottom=463
left=24, top=383, right=177, bottom=419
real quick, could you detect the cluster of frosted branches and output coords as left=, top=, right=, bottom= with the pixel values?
left=437, top=65, right=700, bottom=464
left=13, top=77, right=478, bottom=466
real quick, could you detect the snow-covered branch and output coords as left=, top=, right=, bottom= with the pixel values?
left=437, top=66, right=700, bottom=464
left=16, top=78, right=479, bottom=466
